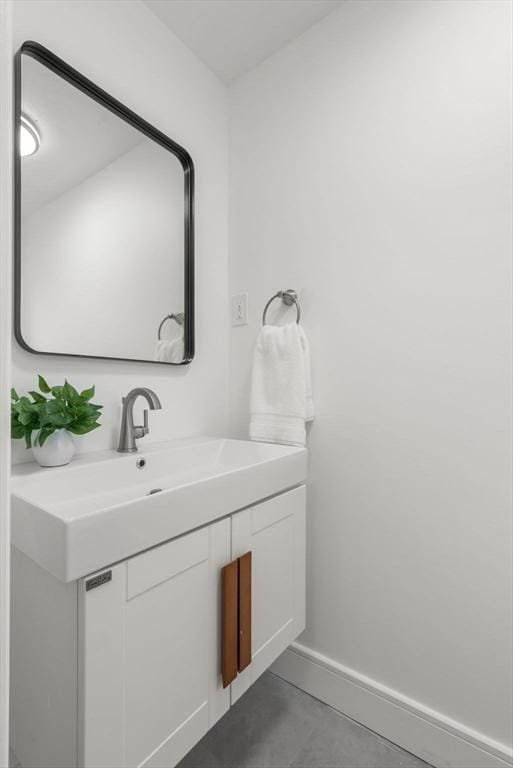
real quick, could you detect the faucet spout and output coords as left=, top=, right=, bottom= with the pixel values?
left=128, top=387, right=162, bottom=411
left=117, top=388, right=162, bottom=453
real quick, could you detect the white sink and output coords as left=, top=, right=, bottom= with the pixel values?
left=11, top=437, right=307, bottom=582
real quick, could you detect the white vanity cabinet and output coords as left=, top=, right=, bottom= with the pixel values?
left=11, top=485, right=306, bottom=768
left=79, top=520, right=232, bottom=768
left=230, top=486, right=306, bottom=703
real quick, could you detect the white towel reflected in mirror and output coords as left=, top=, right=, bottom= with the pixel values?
left=155, top=337, right=184, bottom=363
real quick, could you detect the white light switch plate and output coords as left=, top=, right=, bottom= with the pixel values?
left=231, top=293, right=248, bottom=326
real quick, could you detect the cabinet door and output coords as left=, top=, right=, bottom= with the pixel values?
left=230, top=485, right=306, bottom=703
left=78, top=519, right=230, bottom=768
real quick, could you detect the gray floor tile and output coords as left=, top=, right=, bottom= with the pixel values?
left=290, top=704, right=429, bottom=768
left=178, top=672, right=433, bottom=768
left=179, top=740, right=223, bottom=768
left=179, top=672, right=322, bottom=768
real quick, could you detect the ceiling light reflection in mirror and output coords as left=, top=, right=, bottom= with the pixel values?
left=20, top=114, right=40, bottom=157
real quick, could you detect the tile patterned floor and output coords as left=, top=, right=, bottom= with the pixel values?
left=178, top=672, right=433, bottom=768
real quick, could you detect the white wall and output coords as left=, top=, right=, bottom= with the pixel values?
left=12, top=0, right=229, bottom=463
left=22, top=140, right=184, bottom=361
left=229, top=0, right=513, bottom=759
left=0, top=2, right=13, bottom=763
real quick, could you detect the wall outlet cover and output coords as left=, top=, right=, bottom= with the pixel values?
left=231, top=293, right=248, bottom=326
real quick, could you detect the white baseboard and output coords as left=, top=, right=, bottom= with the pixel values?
left=271, top=643, right=513, bottom=768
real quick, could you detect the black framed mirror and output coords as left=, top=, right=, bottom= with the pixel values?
left=14, top=42, right=194, bottom=365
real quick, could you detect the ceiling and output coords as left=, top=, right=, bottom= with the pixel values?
left=143, top=0, right=343, bottom=83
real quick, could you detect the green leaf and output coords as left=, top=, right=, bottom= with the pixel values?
left=29, top=391, right=47, bottom=404
left=16, top=397, right=37, bottom=426
left=38, top=375, right=51, bottom=394
left=23, top=427, right=32, bottom=449
left=40, top=399, right=72, bottom=428
left=68, top=422, right=100, bottom=436
left=38, top=428, right=55, bottom=447
left=64, top=380, right=80, bottom=405
left=11, top=423, right=24, bottom=439
left=11, top=387, right=19, bottom=401
left=80, top=386, right=95, bottom=402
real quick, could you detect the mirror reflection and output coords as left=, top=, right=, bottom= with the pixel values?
left=17, top=49, right=193, bottom=364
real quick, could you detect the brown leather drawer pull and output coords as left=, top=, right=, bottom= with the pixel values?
left=221, top=559, right=238, bottom=688
left=238, top=551, right=252, bottom=672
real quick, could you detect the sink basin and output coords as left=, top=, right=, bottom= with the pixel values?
left=11, top=437, right=307, bottom=582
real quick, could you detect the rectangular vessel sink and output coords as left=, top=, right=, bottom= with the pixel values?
left=11, top=437, right=307, bottom=582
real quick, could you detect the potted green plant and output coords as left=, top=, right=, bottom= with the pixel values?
left=11, top=375, right=102, bottom=467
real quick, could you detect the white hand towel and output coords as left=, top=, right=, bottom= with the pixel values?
left=250, top=322, right=313, bottom=447
left=155, top=337, right=184, bottom=363
left=298, top=325, right=314, bottom=422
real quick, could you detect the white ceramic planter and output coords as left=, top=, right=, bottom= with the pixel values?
left=32, top=430, right=75, bottom=468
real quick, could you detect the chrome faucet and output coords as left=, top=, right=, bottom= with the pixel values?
left=117, top=388, right=162, bottom=453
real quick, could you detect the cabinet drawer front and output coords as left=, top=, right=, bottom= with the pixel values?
left=127, top=527, right=209, bottom=600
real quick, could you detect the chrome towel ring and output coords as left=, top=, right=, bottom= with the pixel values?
left=262, top=289, right=301, bottom=325
left=157, top=312, right=185, bottom=340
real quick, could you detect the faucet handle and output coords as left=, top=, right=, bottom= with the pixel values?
left=133, top=411, right=150, bottom=441
left=134, top=408, right=150, bottom=440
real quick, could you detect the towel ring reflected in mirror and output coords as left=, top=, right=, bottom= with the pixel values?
left=157, top=312, right=185, bottom=340
left=262, top=289, right=301, bottom=326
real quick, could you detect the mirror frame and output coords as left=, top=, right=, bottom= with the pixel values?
left=14, top=41, right=195, bottom=365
